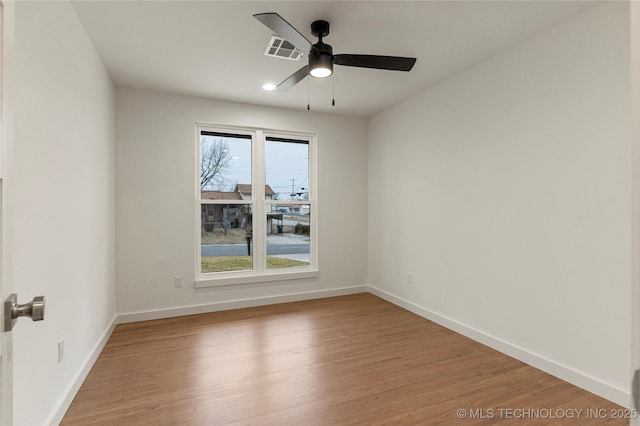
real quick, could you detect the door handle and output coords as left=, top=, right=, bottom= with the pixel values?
left=4, top=294, right=45, bottom=331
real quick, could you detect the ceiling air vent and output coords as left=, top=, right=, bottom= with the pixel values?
left=264, top=36, right=303, bottom=61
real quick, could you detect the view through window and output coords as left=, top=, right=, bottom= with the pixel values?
left=198, top=128, right=314, bottom=281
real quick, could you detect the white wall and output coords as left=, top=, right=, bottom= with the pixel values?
left=115, top=88, right=367, bottom=317
left=367, top=2, right=631, bottom=406
left=5, top=2, right=116, bottom=424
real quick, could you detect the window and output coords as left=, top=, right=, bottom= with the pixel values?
left=196, top=125, right=317, bottom=287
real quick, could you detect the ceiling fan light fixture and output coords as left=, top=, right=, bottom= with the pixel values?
left=262, top=82, right=277, bottom=91
left=309, top=54, right=333, bottom=78
left=310, top=66, right=332, bottom=78
left=253, top=13, right=416, bottom=95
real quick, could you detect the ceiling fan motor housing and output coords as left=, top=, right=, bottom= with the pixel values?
left=311, top=40, right=333, bottom=57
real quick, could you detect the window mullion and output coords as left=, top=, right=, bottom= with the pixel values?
left=253, top=130, right=266, bottom=273
left=309, top=135, right=317, bottom=269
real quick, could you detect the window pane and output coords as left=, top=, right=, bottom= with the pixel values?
left=266, top=204, right=311, bottom=269
left=201, top=203, right=253, bottom=273
left=200, top=133, right=251, bottom=199
left=265, top=138, right=309, bottom=201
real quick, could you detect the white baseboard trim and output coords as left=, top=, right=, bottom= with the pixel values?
left=367, top=285, right=631, bottom=409
left=117, top=285, right=367, bottom=324
left=47, top=315, right=118, bottom=426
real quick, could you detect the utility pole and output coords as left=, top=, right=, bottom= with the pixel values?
left=290, top=178, right=296, bottom=199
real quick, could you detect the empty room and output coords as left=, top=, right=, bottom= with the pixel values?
left=1, top=0, right=640, bottom=424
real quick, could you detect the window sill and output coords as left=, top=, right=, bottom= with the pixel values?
left=195, top=269, right=319, bottom=288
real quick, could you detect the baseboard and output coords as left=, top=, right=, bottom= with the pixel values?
left=47, top=315, right=118, bottom=426
left=367, top=285, right=631, bottom=409
left=117, top=285, right=367, bottom=324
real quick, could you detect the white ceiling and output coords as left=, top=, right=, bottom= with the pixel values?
left=71, top=1, right=599, bottom=117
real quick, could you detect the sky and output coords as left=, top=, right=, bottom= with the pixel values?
left=201, top=135, right=309, bottom=200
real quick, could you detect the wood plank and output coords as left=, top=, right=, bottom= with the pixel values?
left=62, top=294, right=628, bottom=425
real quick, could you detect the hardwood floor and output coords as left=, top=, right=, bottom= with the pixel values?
left=62, top=293, right=626, bottom=425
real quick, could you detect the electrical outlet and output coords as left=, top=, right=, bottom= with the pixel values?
left=57, top=339, right=64, bottom=363
left=406, top=272, right=413, bottom=285
left=174, top=276, right=183, bottom=288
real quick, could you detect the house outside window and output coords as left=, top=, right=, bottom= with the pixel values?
left=195, top=125, right=317, bottom=287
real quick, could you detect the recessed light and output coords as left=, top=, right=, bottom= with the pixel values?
left=262, top=83, right=276, bottom=91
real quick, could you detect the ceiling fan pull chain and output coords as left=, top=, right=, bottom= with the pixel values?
left=332, top=74, right=335, bottom=107
left=307, top=75, right=310, bottom=111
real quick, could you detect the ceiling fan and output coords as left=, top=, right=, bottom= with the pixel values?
left=254, top=13, right=417, bottom=92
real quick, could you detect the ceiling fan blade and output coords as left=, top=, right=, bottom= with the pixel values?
left=253, top=13, right=316, bottom=55
left=333, top=54, right=416, bottom=72
left=275, top=65, right=309, bottom=91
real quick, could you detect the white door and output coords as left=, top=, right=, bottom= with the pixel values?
left=0, top=182, right=4, bottom=425
left=0, top=2, right=6, bottom=423
left=0, top=179, right=10, bottom=426
left=1, top=2, right=12, bottom=424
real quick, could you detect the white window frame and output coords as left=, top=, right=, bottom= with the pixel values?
left=195, top=124, right=318, bottom=287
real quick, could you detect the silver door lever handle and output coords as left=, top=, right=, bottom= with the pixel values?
left=4, top=294, right=45, bottom=331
